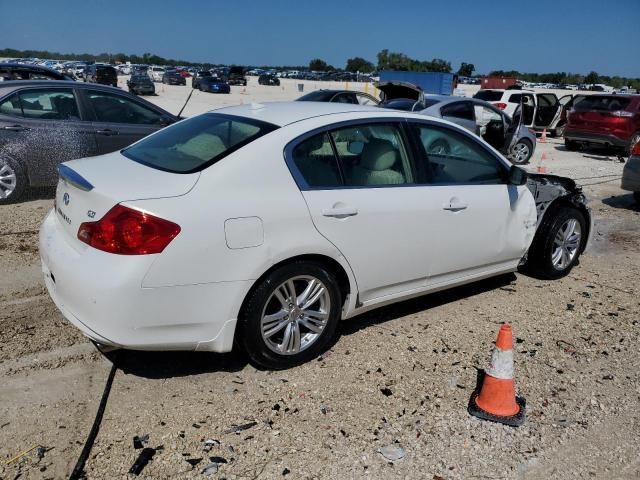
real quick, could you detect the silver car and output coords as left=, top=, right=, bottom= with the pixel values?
left=420, top=96, right=536, bottom=165
left=621, top=141, right=640, bottom=204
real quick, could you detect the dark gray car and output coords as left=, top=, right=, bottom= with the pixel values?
left=0, top=80, right=177, bottom=203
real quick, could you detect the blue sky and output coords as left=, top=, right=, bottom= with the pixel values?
left=2, top=0, right=639, bottom=76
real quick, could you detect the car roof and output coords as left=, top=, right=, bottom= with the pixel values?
left=0, top=80, right=123, bottom=94
left=212, top=101, right=392, bottom=126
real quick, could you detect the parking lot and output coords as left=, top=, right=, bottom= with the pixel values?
left=0, top=78, right=638, bottom=479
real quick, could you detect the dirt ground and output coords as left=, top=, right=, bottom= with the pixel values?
left=0, top=85, right=639, bottom=479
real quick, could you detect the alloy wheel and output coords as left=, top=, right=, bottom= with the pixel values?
left=260, top=275, right=331, bottom=355
left=551, top=218, right=582, bottom=270
left=0, top=160, right=17, bottom=199
left=510, top=142, right=530, bottom=164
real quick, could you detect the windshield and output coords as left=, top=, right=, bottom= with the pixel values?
left=122, top=113, right=279, bottom=173
left=573, top=95, right=631, bottom=112
left=474, top=90, right=503, bottom=102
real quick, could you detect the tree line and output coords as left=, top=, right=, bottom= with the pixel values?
left=2, top=47, right=638, bottom=88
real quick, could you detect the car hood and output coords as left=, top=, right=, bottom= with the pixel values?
left=376, top=81, right=422, bottom=101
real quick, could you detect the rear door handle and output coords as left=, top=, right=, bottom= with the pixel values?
left=95, top=129, right=118, bottom=136
left=2, top=125, right=29, bottom=132
left=322, top=206, right=358, bottom=218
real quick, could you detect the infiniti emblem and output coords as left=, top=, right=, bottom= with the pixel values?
left=63, top=192, right=70, bottom=206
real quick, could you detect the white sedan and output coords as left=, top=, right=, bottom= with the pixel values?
left=39, top=102, right=592, bottom=369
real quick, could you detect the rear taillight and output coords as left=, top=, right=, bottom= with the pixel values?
left=632, top=141, right=640, bottom=156
left=78, top=205, right=180, bottom=255
left=494, top=102, right=508, bottom=110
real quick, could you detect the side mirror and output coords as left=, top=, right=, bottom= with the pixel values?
left=508, top=165, right=528, bottom=185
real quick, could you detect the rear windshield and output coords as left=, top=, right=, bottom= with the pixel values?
left=573, top=95, right=631, bottom=112
left=474, top=90, right=503, bottom=101
left=122, top=113, right=279, bottom=173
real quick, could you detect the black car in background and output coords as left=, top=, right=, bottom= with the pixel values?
left=162, top=70, right=186, bottom=85
left=84, top=64, right=118, bottom=87
left=127, top=74, right=155, bottom=95
left=296, top=89, right=379, bottom=105
left=192, top=70, right=212, bottom=89
left=0, top=81, right=177, bottom=203
left=0, top=63, right=73, bottom=81
left=228, top=66, right=247, bottom=86
left=258, top=74, right=280, bottom=86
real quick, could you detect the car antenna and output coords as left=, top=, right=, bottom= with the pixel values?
left=176, top=88, right=195, bottom=118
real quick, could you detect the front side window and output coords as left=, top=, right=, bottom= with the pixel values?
left=291, top=132, right=342, bottom=188
left=331, top=123, right=413, bottom=186
left=411, top=123, right=505, bottom=185
left=87, top=90, right=162, bottom=125
left=0, top=94, right=23, bottom=117
left=18, top=89, right=80, bottom=120
left=122, top=113, right=277, bottom=173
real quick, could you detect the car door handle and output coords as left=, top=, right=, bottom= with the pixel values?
left=322, top=206, right=358, bottom=218
left=443, top=200, right=468, bottom=211
left=2, top=125, right=29, bottom=132
left=95, top=129, right=118, bottom=136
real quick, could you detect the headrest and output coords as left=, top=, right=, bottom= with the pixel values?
left=360, top=139, right=397, bottom=171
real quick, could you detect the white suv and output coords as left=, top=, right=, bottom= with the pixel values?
left=149, top=66, right=166, bottom=82
left=474, top=89, right=574, bottom=136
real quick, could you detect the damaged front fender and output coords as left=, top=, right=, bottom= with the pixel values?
left=525, top=172, right=594, bottom=254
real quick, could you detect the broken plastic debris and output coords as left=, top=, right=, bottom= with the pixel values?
left=129, top=447, right=156, bottom=475
left=378, top=445, right=406, bottom=462
left=225, top=421, right=257, bottom=434
left=202, top=463, right=218, bottom=475
left=133, top=434, right=149, bottom=449
left=185, top=457, right=202, bottom=467
left=203, top=439, right=220, bottom=452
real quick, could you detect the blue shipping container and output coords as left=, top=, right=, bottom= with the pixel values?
left=379, top=71, right=457, bottom=95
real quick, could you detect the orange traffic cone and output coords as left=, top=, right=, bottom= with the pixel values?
left=539, top=129, right=547, bottom=143
left=468, top=323, right=525, bottom=427
left=537, top=152, right=548, bottom=173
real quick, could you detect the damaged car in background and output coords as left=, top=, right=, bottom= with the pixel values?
left=0, top=80, right=177, bottom=203
left=377, top=81, right=536, bottom=164
left=39, top=103, right=592, bottom=369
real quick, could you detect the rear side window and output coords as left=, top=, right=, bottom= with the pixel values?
left=122, top=113, right=278, bottom=173
left=574, top=96, right=631, bottom=112
left=473, top=90, right=503, bottom=102
left=441, top=101, right=474, bottom=121
left=508, top=94, right=522, bottom=103
left=18, top=89, right=80, bottom=120
left=292, top=133, right=342, bottom=188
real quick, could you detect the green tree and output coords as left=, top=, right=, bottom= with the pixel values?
left=309, top=58, right=329, bottom=71
left=457, top=62, right=475, bottom=77
left=345, top=57, right=374, bottom=73
left=585, top=71, right=600, bottom=85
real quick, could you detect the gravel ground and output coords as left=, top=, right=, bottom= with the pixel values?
left=0, top=85, right=639, bottom=479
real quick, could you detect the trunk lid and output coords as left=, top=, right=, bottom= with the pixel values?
left=54, top=151, right=199, bottom=244
left=569, top=96, right=632, bottom=133
left=376, top=81, right=423, bottom=102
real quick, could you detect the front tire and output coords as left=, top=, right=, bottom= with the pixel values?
left=524, top=206, right=586, bottom=279
left=565, top=138, right=580, bottom=151
left=0, top=156, right=27, bottom=204
left=238, top=262, right=341, bottom=369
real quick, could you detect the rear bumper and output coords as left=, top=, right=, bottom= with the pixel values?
left=621, top=156, right=640, bottom=192
left=39, top=210, right=247, bottom=353
left=564, top=130, right=630, bottom=147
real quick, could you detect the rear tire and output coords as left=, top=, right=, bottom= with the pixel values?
left=524, top=206, right=586, bottom=280
left=0, top=156, right=27, bottom=204
left=564, top=138, right=580, bottom=151
left=509, top=139, right=533, bottom=165
left=634, top=192, right=640, bottom=204
left=238, top=261, right=341, bottom=370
